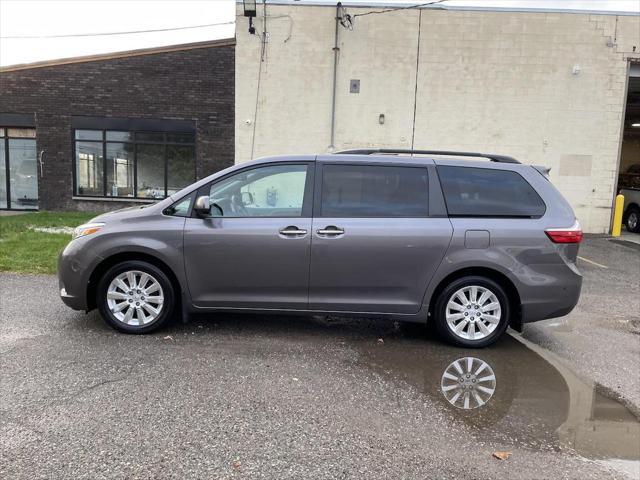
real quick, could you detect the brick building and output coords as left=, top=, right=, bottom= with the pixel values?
left=0, top=38, right=234, bottom=211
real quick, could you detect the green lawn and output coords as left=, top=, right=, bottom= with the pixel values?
left=0, top=211, right=96, bottom=274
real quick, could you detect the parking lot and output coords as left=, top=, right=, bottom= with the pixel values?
left=1, top=238, right=639, bottom=479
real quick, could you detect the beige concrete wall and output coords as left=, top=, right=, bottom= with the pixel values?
left=235, top=4, right=640, bottom=232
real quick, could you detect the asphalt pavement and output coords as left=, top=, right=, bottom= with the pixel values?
left=523, top=235, right=640, bottom=414
left=1, top=263, right=639, bottom=479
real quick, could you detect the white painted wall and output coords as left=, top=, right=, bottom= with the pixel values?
left=236, top=4, right=640, bottom=232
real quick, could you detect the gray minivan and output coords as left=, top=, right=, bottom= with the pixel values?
left=59, top=149, right=583, bottom=347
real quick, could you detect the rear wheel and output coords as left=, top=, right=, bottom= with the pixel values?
left=625, top=206, right=640, bottom=233
left=434, top=276, right=510, bottom=348
left=97, top=261, right=175, bottom=334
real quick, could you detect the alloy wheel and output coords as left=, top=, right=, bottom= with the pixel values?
left=106, top=270, right=164, bottom=326
left=445, top=285, right=501, bottom=340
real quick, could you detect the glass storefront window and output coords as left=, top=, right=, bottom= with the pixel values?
left=0, top=141, right=6, bottom=209
left=7, top=128, right=36, bottom=138
left=73, top=129, right=195, bottom=199
left=106, top=143, right=134, bottom=197
left=1, top=128, right=38, bottom=210
left=75, top=130, right=102, bottom=141
left=106, top=131, right=132, bottom=142
left=136, top=144, right=165, bottom=198
left=167, top=145, right=195, bottom=196
left=75, top=141, right=104, bottom=196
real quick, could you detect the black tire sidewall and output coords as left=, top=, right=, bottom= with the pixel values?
left=97, top=261, right=175, bottom=334
left=434, top=276, right=510, bottom=348
left=626, top=207, right=640, bottom=233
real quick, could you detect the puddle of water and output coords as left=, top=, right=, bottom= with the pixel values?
left=349, top=327, right=640, bottom=468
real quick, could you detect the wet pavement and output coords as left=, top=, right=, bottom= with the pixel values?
left=523, top=236, right=640, bottom=415
left=353, top=323, right=640, bottom=477
left=2, top=273, right=639, bottom=479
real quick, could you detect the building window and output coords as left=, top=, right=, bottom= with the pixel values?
left=74, top=129, right=196, bottom=199
left=0, top=127, right=38, bottom=210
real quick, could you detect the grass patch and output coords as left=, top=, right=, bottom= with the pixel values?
left=0, top=211, right=96, bottom=274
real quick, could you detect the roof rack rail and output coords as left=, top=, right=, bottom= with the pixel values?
left=334, top=148, right=521, bottom=164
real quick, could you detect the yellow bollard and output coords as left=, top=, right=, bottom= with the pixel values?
left=612, top=194, right=625, bottom=237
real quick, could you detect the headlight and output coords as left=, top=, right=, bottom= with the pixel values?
left=72, top=222, right=105, bottom=240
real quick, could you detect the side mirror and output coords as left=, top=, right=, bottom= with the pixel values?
left=193, top=195, right=211, bottom=216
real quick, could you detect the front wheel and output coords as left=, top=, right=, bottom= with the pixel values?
left=434, top=276, right=510, bottom=348
left=97, top=261, right=175, bottom=334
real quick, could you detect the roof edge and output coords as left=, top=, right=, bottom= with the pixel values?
left=235, top=0, right=640, bottom=16
left=0, top=37, right=235, bottom=73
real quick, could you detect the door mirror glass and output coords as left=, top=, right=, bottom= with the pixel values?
left=193, top=195, right=211, bottom=215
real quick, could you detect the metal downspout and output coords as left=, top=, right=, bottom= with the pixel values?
left=329, top=2, right=341, bottom=151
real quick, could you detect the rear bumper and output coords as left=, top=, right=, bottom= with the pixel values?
left=520, top=265, right=582, bottom=324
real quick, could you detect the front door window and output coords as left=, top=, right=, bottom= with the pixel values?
left=208, top=164, right=308, bottom=217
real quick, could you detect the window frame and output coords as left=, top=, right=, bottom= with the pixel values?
left=0, top=127, right=38, bottom=211
left=192, top=161, right=316, bottom=219
left=314, top=162, right=432, bottom=218
left=72, top=129, right=196, bottom=200
left=435, top=165, right=547, bottom=219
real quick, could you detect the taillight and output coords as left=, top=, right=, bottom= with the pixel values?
left=545, top=221, right=583, bottom=244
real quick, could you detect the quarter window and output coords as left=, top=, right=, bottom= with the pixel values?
left=208, top=164, right=308, bottom=217
left=437, top=166, right=546, bottom=217
left=320, top=164, right=429, bottom=217
left=74, top=129, right=196, bottom=199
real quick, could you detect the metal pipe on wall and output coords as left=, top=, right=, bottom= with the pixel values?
left=329, top=2, right=342, bottom=151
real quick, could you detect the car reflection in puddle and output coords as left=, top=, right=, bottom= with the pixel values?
left=352, top=327, right=640, bottom=475
left=441, top=357, right=496, bottom=410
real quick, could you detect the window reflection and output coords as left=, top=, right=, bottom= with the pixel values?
left=76, top=141, right=104, bottom=196
left=167, top=145, right=195, bottom=196
left=106, top=143, right=134, bottom=197
left=73, top=128, right=195, bottom=198
left=0, top=128, right=38, bottom=210
left=136, top=144, right=165, bottom=198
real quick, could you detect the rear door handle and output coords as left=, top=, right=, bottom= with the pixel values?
left=279, top=226, right=308, bottom=236
left=317, top=226, right=345, bottom=236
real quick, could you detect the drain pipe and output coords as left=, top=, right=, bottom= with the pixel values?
left=329, top=2, right=342, bottom=151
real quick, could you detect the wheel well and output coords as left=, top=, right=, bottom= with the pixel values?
left=87, top=252, right=183, bottom=312
left=624, top=203, right=639, bottom=219
left=428, top=267, right=522, bottom=331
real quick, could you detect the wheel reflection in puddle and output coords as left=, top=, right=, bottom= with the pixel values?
left=441, top=357, right=496, bottom=409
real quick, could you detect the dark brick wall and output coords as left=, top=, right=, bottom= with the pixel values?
left=0, top=42, right=234, bottom=211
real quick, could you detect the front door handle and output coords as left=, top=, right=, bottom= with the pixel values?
left=279, top=226, right=308, bottom=236
left=317, top=226, right=345, bottom=236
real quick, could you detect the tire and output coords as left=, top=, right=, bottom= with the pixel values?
left=97, top=260, right=176, bottom=334
left=433, top=276, right=510, bottom=348
left=625, top=206, right=640, bottom=233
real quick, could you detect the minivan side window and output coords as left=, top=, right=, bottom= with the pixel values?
left=437, top=166, right=546, bottom=218
left=320, top=164, right=429, bottom=217
left=164, top=195, right=193, bottom=217
left=208, top=164, right=308, bottom=217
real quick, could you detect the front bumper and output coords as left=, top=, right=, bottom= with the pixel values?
left=59, top=285, right=85, bottom=310
left=58, top=240, right=94, bottom=311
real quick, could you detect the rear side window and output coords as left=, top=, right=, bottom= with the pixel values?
left=437, top=166, right=545, bottom=218
left=321, top=164, right=429, bottom=217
